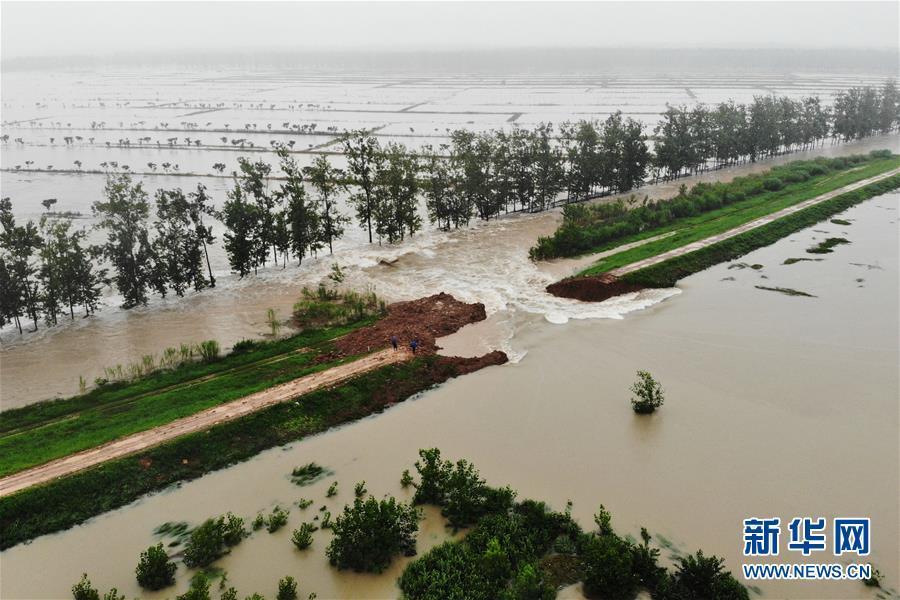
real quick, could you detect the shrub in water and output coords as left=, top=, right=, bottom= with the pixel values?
left=580, top=532, right=639, bottom=599
left=630, top=370, right=664, bottom=414
left=266, top=506, right=290, bottom=533
left=292, top=522, right=317, bottom=550
left=276, top=576, right=298, bottom=600
left=326, top=496, right=420, bottom=573
left=175, top=573, right=211, bottom=600
left=661, top=550, right=749, bottom=600
left=135, top=543, right=177, bottom=590
left=72, top=574, right=100, bottom=600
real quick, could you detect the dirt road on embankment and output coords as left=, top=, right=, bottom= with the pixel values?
left=548, top=166, right=900, bottom=300
left=0, top=348, right=410, bottom=498
left=607, top=167, right=900, bottom=277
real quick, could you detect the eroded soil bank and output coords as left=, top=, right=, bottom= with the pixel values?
left=546, top=275, right=646, bottom=302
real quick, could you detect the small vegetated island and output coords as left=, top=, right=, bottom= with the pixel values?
left=536, top=151, right=900, bottom=301
left=0, top=289, right=506, bottom=550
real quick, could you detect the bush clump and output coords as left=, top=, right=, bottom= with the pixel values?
left=326, top=495, right=420, bottom=573
left=293, top=286, right=386, bottom=329
left=135, top=543, right=177, bottom=590
left=182, top=513, right=247, bottom=568
left=276, top=576, right=298, bottom=600
left=412, top=447, right=516, bottom=530
left=290, top=462, right=332, bottom=486
left=291, top=522, right=317, bottom=550
left=397, top=448, right=748, bottom=600
left=630, top=370, right=665, bottom=414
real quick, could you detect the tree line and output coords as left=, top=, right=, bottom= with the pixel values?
left=2, top=82, right=897, bottom=333
left=651, top=81, right=899, bottom=180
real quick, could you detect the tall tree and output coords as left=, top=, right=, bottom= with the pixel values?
left=236, top=157, right=275, bottom=265
left=374, top=143, right=421, bottom=244
left=422, top=144, right=455, bottom=230
left=304, top=155, right=348, bottom=255
left=154, top=187, right=208, bottom=296
left=0, top=198, right=42, bottom=331
left=275, top=148, right=320, bottom=265
left=561, top=120, right=602, bottom=202
left=344, top=131, right=382, bottom=243
left=220, top=181, right=259, bottom=277
left=187, top=183, right=217, bottom=287
left=92, top=174, right=157, bottom=308
left=530, top=123, right=565, bottom=212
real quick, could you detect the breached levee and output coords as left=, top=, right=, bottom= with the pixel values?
left=546, top=273, right=646, bottom=302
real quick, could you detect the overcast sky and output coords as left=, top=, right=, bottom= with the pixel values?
left=2, top=1, right=898, bottom=59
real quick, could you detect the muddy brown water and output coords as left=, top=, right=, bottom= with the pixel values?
left=1, top=188, right=897, bottom=599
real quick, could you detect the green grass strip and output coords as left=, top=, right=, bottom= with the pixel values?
left=1, top=319, right=373, bottom=434
left=578, top=157, right=900, bottom=276
left=620, top=175, right=900, bottom=288
left=0, top=355, right=468, bottom=550
left=0, top=320, right=375, bottom=478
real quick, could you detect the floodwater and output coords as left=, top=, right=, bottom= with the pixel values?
left=2, top=189, right=897, bottom=599
left=1, top=133, right=897, bottom=408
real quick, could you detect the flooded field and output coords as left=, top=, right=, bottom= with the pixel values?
left=2, top=190, right=896, bottom=599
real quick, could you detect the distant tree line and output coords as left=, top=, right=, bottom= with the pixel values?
left=651, top=81, right=899, bottom=180
left=2, top=83, right=896, bottom=333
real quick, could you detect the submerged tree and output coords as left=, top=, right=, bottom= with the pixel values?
left=0, top=198, right=42, bottom=331
left=92, top=174, right=158, bottom=308
left=304, top=154, right=349, bottom=255
left=630, top=370, right=665, bottom=414
left=220, top=182, right=260, bottom=277
left=153, top=188, right=208, bottom=296
left=344, top=131, right=382, bottom=243
left=187, top=183, right=217, bottom=287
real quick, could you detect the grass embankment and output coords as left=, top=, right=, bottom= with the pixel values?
left=621, top=174, right=900, bottom=288
left=578, top=154, right=899, bottom=277
left=0, top=321, right=374, bottom=478
left=0, top=353, right=502, bottom=550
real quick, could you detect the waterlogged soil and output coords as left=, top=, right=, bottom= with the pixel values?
left=2, top=193, right=896, bottom=600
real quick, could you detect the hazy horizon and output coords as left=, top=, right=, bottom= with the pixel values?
left=2, top=1, right=898, bottom=63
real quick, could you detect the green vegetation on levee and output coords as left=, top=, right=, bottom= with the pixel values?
left=398, top=448, right=748, bottom=600
left=0, top=318, right=373, bottom=478
left=0, top=354, right=476, bottom=550
left=620, top=173, right=900, bottom=289
left=531, top=151, right=898, bottom=266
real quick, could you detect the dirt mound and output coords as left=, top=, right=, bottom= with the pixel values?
left=546, top=275, right=646, bottom=302
left=333, top=292, right=488, bottom=356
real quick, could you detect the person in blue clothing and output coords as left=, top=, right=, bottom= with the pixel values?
left=410, top=338, right=419, bottom=354
left=390, top=335, right=399, bottom=350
